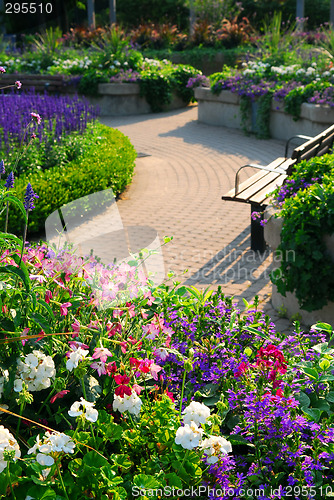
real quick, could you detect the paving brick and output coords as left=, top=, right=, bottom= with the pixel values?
left=99, top=106, right=299, bottom=333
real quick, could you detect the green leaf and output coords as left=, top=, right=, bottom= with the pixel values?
left=37, top=299, right=54, bottom=319
left=0, top=231, right=22, bottom=246
left=228, top=434, right=254, bottom=447
left=302, top=367, right=319, bottom=380
left=243, top=325, right=268, bottom=339
left=0, top=264, right=30, bottom=292
left=83, top=450, right=109, bottom=469
left=11, top=253, right=31, bottom=289
left=311, top=322, right=333, bottom=334
left=294, top=391, right=311, bottom=408
left=82, top=375, right=101, bottom=403
left=133, top=474, right=162, bottom=490
left=326, top=391, right=334, bottom=403
left=3, top=193, right=27, bottom=223
left=302, top=406, right=322, bottom=422
left=196, top=383, right=218, bottom=398
left=25, top=486, right=56, bottom=499
left=164, top=472, right=183, bottom=488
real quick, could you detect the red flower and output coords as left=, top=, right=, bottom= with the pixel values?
left=234, top=362, right=249, bottom=378
left=114, top=374, right=130, bottom=385
left=115, top=385, right=132, bottom=397
left=105, top=361, right=117, bottom=375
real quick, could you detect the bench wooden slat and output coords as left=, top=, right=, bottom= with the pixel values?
left=222, top=157, right=287, bottom=199
left=250, top=175, right=288, bottom=205
left=292, top=125, right=334, bottom=161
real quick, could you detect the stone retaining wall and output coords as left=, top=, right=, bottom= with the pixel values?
left=195, top=87, right=334, bottom=141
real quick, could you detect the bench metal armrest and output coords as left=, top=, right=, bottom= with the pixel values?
left=235, top=163, right=286, bottom=195
left=284, top=134, right=312, bottom=159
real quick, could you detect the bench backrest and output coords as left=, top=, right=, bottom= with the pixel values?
left=292, top=124, right=334, bottom=163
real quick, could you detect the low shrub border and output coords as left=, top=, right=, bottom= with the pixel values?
left=4, top=123, right=136, bottom=236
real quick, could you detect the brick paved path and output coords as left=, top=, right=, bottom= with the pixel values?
left=99, top=105, right=295, bottom=333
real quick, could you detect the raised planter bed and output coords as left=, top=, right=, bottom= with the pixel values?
left=0, top=75, right=189, bottom=116
left=264, top=206, right=334, bottom=326
left=90, top=83, right=188, bottom=116
left=195, top=87, right=334, bottom=141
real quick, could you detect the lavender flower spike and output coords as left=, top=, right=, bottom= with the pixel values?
left=4, top=171, right=14, bottom=189
left=24, top=182, right=39, bottom=211
left=0, top=160, right=5, bottom=176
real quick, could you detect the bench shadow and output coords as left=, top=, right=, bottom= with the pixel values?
left=182, top=227, right=274, bottom=308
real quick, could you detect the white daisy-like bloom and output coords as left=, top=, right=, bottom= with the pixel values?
left=28, top=431, right=75, bottom=467
left=14, top=350, right=55, bottom=392
left=182, top=401, right=210, bottom=426
left=113, top=390, right=142, bottom=416
left=175, top=422, right=203, bottom=450
left=66, top=348, right=89, bottom=371
left=0, top=426, right=21, bottom=473
left=68, top=397, right=99, bottom=423
left=200, top=436, right=232, bottom=464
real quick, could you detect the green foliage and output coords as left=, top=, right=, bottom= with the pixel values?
left=139, top=64, right=199, bottom=112
left=272, top=154, right=334, bottom=311
left=284, top=82, right=332, bottom=120
left=4, top=124, right=136, bottom=235
left=78, top=70, right=109, bottom=96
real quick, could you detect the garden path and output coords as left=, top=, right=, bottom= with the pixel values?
left=99, top=105, right=295, bottom=333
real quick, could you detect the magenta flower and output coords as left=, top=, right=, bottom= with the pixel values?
left=45, top=290, right=52, bottom=304
left=60, top=302, right=72, bottom=316
left=92, top=347, right=112, bottom=363
left=30, top=112, right=42, bottom=125
left=0, top=67, right=5, bottom=73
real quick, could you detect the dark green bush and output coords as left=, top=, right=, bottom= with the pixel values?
left=5, top=124, right=136, bottom=236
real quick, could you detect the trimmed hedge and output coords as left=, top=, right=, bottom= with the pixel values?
left=6, top=124, right=136, bottom=236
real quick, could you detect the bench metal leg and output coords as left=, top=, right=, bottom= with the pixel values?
left=250, top=204, right=266, bottom=253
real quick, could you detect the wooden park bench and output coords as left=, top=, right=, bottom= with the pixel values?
left=0, top=74, right=65, bottom=93
left=222, top=124, right=334, bottom=252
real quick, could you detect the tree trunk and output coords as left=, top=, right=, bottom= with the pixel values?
left=87, top=0, right=95, bottom=29
left=109, top=0, right=116, bottom=25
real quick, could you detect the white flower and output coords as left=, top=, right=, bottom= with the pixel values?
left=14, top=350, right=55, bottom=392
left=28, top=431, right=75, bottom=467
left=200, top=436, right=232, bottom=464
left=0, top=426, right=20, bottom=473
left=68, top=397, right=98, bottom=422
left=175, top=422, right=203, bottom=450
left=182, top=401, right=210, bottom=426
left=113, top=390, right=142, bottom=416
left=66, top=348, right=89, bottom=371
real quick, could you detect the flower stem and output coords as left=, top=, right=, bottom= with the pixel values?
left=55, top=457, right=69, bottom=500
left=178, top=368, right=187, bottom=421
left=7, top=463, right=17, bottom=500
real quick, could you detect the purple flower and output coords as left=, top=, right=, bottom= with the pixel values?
left=23, top=182, right=39, bottom=211
left=4, top=171, right=14, bottom=189
left=0, top=160, right=5, bottom=176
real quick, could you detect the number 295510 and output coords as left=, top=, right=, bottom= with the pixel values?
left=5, top=3, right=53, bottom=14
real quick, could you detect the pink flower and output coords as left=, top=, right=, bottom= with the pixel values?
left=15, top=81, right=22, bottom=89
left=0, top=67, right=5, bottom=73
left=92, top=347, right=112, bottom=363
left=21, top=327, right=30, bottom=346
left=71, top=318, right=81, bottom=335
left=30, top=112, right=42, bottom=124
left=106, top=321, right=121, bottom=337
left=50, top=390, right=70, bottom=403
left=90, top=361, right=107, bottom=376
left=45, top=290, right=52, bottom=304
left=132, top=384, right=143, bottom=395
left=119, top=341, right=127, bottom=354
left=150, top=362, right=162, bottom=381
left=105, top=361, right=117, bottom=376
left=60, top=302, right=72, bottom=316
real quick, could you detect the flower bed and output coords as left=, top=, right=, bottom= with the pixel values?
left=193, top=58, right=334, bottom=140
left=262, top=154, right=334, bottom=325
left=1, top=223, right=334, bottom=497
